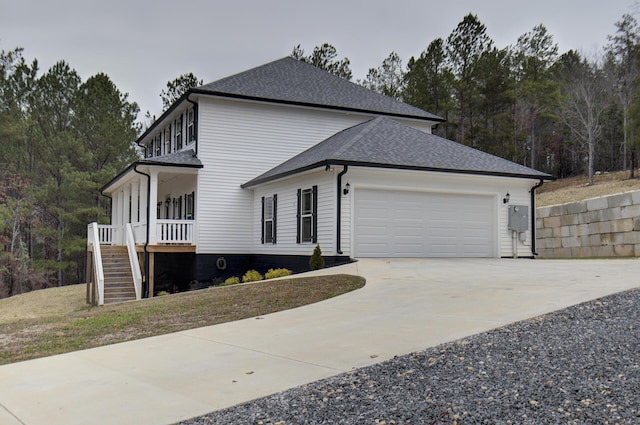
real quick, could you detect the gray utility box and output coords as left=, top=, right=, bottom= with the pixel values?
left=508, top=205, right=529, bottom=231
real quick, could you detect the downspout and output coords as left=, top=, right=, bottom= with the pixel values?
left=133, top=165, right=151, bottom=298
left=530, top=179, right=545, bottom=256
left=186, top=93, right=199, bottom=156
left=336, top=165, right=348, bottom=255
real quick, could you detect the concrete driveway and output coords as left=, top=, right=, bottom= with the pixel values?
left=1, top=258, right=639, bottom=425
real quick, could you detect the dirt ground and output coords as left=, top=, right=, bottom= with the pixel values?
left=536, top=171, right=640, bottom=207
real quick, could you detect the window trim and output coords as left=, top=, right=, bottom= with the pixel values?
left=261, top=194, right=277, bottom=244
left=297, top=186, right=317, bottom=244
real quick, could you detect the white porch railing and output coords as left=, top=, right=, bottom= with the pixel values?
left=157, top=220, right=194, bottom=244
left=87, top=223, right=105, bottom=306
left=125, top=223, right=143, bottom=300
left=96, top=224, right=123, bottom=245
left=94, top=221, right=194, bottom=246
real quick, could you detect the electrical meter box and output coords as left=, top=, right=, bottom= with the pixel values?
left=508, top=205, right=529, bottom=231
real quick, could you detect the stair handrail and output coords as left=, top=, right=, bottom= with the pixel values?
left=125, top=223, right=143, bottom=300
left=87, top=222, right=105, bottom=306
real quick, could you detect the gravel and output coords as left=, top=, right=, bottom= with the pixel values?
left=177, top=288, right=640, bottom=424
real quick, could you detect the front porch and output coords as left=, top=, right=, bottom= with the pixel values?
left=88, top=154, right=202, bottom=305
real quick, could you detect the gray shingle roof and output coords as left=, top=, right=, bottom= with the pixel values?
left=194, top=57, right=443, bottom=122
left=101, top=149, right=202, bottom=193
left=242, top=117, right=552, bottom=187
left=139, top=149, right=202, bottom=167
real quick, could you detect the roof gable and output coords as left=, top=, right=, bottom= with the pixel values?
left=194, top=57, right=442, bottom=122
left=243, top=117, right=552, bottom=187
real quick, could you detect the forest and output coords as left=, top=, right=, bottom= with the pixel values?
left=0, top=13, right=638, bottom=297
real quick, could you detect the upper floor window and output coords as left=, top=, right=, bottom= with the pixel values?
left=164, top=125, right=172, bottom=154
left=297, top=186, right=317, bottom=244
left=175, top=115, right=183, bottom=150
left=154, top=134, right=161, bottom=157
left=187, top=109, right=195, bottom=143
left=262, top=195, right=277, bottom=244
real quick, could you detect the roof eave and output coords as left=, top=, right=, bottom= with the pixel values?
left=100, top=160, right=203, bottom=193
left=190, top=88, right=445, bottom=123
left=242, top=160, right=554, bottom=188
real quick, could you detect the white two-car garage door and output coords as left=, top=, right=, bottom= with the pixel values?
left=354, top=189, right=495, bottom=258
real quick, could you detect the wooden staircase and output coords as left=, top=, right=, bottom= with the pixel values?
left=101, top=246, right=137, bottom=304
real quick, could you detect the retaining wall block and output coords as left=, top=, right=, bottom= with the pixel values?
left=621, top=204, right=640, bottom=219
left=611, top=232, right=625, bottom=245
left=631, top=190, right=640, bottom=204
left=593, top=245, right=615, bottom=257
left=606, top=207, right=622, bottom=221
left=562, top=236, right=580, bottom=248
left=636, top=244, right=640, bottom=256
left=560, top=226, right=571, bottom=237
left=537, top=207, right=552, bottom=218
left=560, top=213, right=579, bottom=226
left=608, top=193, right=633, bottom=208
left=536, top=218, right=545, bottom=229
left=587, top=210, right=603, bottom=223
left=580, top=235, right=591, bottom=246
left=549, top=205, right=565, bottom=217
left=549, top=237, right=562, bottom=248
left=544, top=216, right=561, bottom=228
left=572, top=246, right=593, bottom=257
left=554, top=247, right=573, bottom=258
left=622, top=231, right=640, bottom=245
left=567, top=202, right=588, bottom=214
left=597, top=221, right=612, bottom=234
left=538, top=227, right=553, bottom=239
left=612, top=219, right=634, bottom=233
left=614, top=244, right=635, bottom=257
left=552, top=227, right=563, bottom=238
left=588, top=222, right=601, bottom=235
left=587, top=196, right=609, bottom=211
left=569, top=225, right=579, bottom=237
left=590, top=234, right=602, bottom=246
left=634, top=218, right=640, bottom=231
left=536, top=238, right=546, bottom=249
left=537, top=248, right=553, bottom=258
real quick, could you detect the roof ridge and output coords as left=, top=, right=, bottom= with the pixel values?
left=332, top=117, right=384, bottom=158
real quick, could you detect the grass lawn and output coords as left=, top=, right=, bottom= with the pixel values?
left=0, top=274, right=364, bottom=365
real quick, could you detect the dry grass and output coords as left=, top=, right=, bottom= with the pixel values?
left=0, top=274, right=364, bottom=365
left=536, top=170, right=640, bottom=207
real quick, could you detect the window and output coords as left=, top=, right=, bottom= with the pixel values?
left=261, top=195, right=277, bottom=244
left=187, top=108, right=195, bottom=143
left=297, top=186, right=317, bottom=244
left=175, top=115, right=183, bottom=150
left=154, top=134, right=161, bottom=157
left=164, top=125, right=172, bottom=154
left=186, top=192, right=195, bottom=219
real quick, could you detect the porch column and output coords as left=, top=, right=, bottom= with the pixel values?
left=123, top=184, right=131, bottom=225
left=115, top=190, right=124, bottom=226
left=131, top=178, right=139, bottom=223
left=148, top=170, right=159, bottom=244
left=139, top=177, right=149, bottom=224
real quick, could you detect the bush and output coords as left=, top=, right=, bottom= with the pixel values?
left=242, top=270, right=263, bottom=283
left=265, top=268, right=292, bottom=279
left=309, top=244, right=325, bottom=270
left=156, top=291, right=169, bottom=296
left=223, top=276, right=240, bottom=286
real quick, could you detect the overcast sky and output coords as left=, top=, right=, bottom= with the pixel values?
left=1, top=0, right=637, bottom=119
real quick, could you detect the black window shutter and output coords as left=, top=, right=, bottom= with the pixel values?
left=312, top=185, right=318, bottom=244
left=272, top=194, right=277, bottom=244
left=296, top=189, right=301, bottom=244
left=261, top=196, right=265, bottom=244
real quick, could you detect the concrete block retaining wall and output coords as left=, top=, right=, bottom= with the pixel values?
left=536, top=191, right=640, bottom=258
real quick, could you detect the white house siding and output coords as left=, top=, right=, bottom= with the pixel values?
left=339, top=167, right=537, bottom=258
left=195, top=96, right=436, bottom=254
left=251, top=169, right=336, bottom=255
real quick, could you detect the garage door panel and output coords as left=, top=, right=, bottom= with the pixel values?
left=355, top=189, right=495, bottom=258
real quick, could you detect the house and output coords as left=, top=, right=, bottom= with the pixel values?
left=86, top=57, right=552, bottom=305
